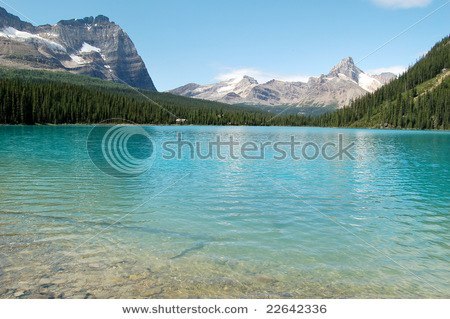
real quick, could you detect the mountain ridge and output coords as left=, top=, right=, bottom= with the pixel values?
left=0, top=35, right=447, bottom=130
left=169, top=57, right=397, bottom=109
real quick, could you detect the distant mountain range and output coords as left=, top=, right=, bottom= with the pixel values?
left=0, top=7, right=156, bottom=91
left=170, top=57, right=397, bottom=110
left=0, top=30, right=447, bottom=130
left=0, top=6, right=400, bottom=109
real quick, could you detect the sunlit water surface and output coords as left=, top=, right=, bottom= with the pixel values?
left=0, top=126, right=449, bottom=298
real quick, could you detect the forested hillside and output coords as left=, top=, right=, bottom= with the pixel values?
left=314, top=36, right=449, bottom=130
left=0, top=36, right=448, bottom=129
left=0, top=68, right=308, bottom=126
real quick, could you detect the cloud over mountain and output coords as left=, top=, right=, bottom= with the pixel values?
left=371, top=0, right=432, bottom=9
left=367, top=65, right=407, bottom=75
left=216, top=68, right=311, bottom=84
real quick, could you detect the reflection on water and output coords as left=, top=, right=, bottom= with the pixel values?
left=0, top=126, right=449, bottom=298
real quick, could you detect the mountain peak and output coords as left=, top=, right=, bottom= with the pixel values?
left=332, top=57, right=356, bottom=70
left=94, top=15, right=110, bottom=23
left=225, top=75, right=258, bottom=85
left=242, top=75, right=258, bottom=84
left=0, top=6, right=34, bottom=31
left=342, top=56, right=354, bottom=64
left=328, top=56, right=363, bottom=82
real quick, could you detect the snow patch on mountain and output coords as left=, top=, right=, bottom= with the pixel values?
left=80, top=42, right=101, bottom=53
left=358, top=72, right=382, bottom=93
left=0, top=26, right=66, bottom=52
left=191, top=75, right=259, bottom=101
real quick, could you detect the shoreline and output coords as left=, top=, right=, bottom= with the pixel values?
left=0, top=123, right=449, bottom=133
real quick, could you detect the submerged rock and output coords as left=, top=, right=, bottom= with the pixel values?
left=13, top=290, right=31, bottom=298
left=88, top=263, right=102, bottom=269
left=142, top=287, right=163, bottom=298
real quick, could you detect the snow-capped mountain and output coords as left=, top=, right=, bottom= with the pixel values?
left=170, top=57, right=396, bottom=108
left=328, top=57, right=383, bottom=93
left=171, top=75, right=259, bottom=103
left=0, top=7, right=156, bottom=91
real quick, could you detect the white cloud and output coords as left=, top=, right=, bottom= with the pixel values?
left=215, top=67, right=311, bottom=83
left=367, top=65, right=407, bottom=75
left=215, top=68, right=260, bottom=82
left=371, top=0, right=432, bottom=9
left=276, top=74, right=312, bottom=82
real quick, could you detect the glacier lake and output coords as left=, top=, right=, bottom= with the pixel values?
left=0, top=125, right=449, bottom=298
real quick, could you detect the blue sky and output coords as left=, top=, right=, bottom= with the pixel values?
left=1, top=0, right=449, bottom=90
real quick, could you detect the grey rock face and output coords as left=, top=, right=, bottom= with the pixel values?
left=0, top=7, right=34, bottom=31
left=371, top=72, right=397, bottom=85
left=170, top=57, right=397, bottom=109
left=169, top=83, right=201, bottom=97
left=250, top=86, right=282, bottom=102
left=0, top=7, right=156, bottom=91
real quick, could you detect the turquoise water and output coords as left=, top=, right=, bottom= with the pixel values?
left=0, top=125, right=449, bottom=298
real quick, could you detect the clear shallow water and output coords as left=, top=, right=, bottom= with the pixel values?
left=0, top=125, right=449, bottom=298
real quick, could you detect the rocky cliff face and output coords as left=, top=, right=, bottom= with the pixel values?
left=170, top=57, right=397, bottom=109
left=0, top=7, right=156, bottom=91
